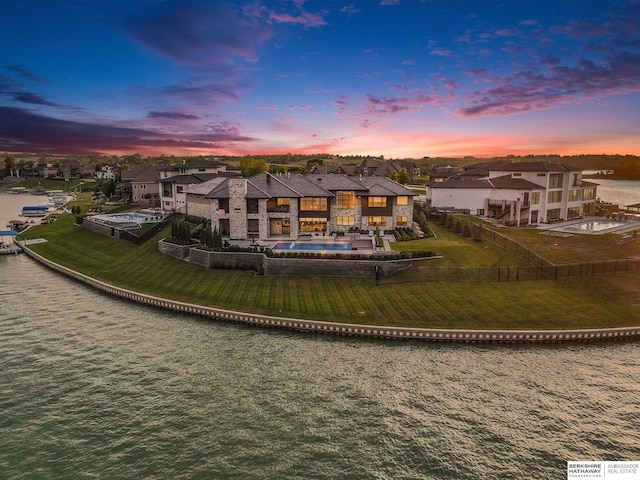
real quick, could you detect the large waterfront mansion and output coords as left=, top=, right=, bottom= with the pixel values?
left=184, top=172, right=416, bottom=240
left=121, top=159, right=417, bottom=241
left=121, top=158, right=599, bottom=239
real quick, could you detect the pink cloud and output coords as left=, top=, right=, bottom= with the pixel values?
left=340, top=5, right=360, bottom=15
left=458, top=52, right=640, bottom=118
left=430, top=48, right=452, bottom=57
left=258, top=105, right=277, bottom=110
left=267, top=10, right=328, bottom=27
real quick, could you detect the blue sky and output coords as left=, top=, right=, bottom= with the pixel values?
left=1, top=0, right=639, bottom=158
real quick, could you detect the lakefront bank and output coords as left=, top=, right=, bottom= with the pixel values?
left=4, top=185, right=640, bottom=338
left=20, top=243, right=640, bottom=343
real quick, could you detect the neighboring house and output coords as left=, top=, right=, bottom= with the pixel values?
left=96, top=165, right=116, bottom=180
left=120, top=159, right=236, bottom=209
left=158, top=159, right=238, bottom=212
left=429, top=165, right=459, bottom=183
left=428, top=162, right=597, bottom=225
left=308, top=158, right=419, bottom=182
left=184, top=172, right=417, bottom=240
left=123, top=165, right=164, bottom=206
left=160, top=172, right=241, bottom=213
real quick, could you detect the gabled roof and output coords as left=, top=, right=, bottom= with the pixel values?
left=248, top=172, right=333, bottom=198
left=161, top=173, right=222, bottom=185
left=127, top=164, right=164, bottom=183
left=308, top=165, right=359, bottom=175
left=183, top=177, right=228, bottom=196
left=463, top=161, right=580, bottom=178
left=431, top=175, right=542, bottom=190
left=357, top=175, right=418, bottom=196
left=430, top=178, right=495, bottom=189
left=305, top=174, right=369, bottom=192
left=488, top=175, right=543, bottom=190
left=158, top=159, right=226, bottom=172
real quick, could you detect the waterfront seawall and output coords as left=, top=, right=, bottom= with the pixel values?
left=20, top=245, right=640, bottom=344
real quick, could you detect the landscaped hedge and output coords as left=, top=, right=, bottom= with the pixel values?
left=392, top=227, right=418, bottom=241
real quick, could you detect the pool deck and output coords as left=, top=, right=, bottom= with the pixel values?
left=540, top=217, right=640, bottom=236
left=235, top=233, right=380, bottom=254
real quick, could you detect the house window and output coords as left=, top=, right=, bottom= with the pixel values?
left=247, top=219, right=259, bottom=234
left=548, top=190, right=562, bottom=203
left=530, top=192, right=540, bottom=204
left=567, top=207, right=580, bottom=219
left=267, top=197, right=290, bottom=213
left=140, top=184, right=146, bottom=190
left=397, top=216, right=407, bottom=226
left=367, top=197, right=387, bottom=208
left=176, top=186, right=184, bottom=193
left=299, top=218, right=327, bottom=232
left=247, top=198, right=259, bottom=214
left=337, top=216, right=355, bottom=226
left=368, top=216, right=386, bottom=227
left=583, top=188, right=596, bottom=200
left=300, top=197, right=327, bottom=211
left=336, top=191, right=355, bottom=209
left=549, top=173, right=563, bottom=188
left=397, top=196, right=409, bottom=206
left=547, top=208, right=561, bottom=221
left=568, top=189, right=581, bottom=202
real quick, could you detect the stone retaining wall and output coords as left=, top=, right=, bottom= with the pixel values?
left=21, top=245, right=640, bottom=344
left=158, top=239, right=429, bottom=277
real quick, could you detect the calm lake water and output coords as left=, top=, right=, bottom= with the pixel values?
left=591, top=179, right=640, bottom=207
left=1, top=184, right=640, bottom=479
left=1, top=256, right=640, bottom=479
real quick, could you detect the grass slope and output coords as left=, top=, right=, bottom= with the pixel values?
left=19, top=214, right=640, bottom=330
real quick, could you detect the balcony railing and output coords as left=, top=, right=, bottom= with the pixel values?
left=267, top=205, right=290, bottom=213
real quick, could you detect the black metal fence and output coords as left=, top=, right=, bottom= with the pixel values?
left=478, top=226, right=554, bottom=267
left=119, top=214, right=175, bottom=245
left=379, top=257, right=640, bottom=285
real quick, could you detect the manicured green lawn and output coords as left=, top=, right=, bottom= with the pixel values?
left=18, top=213, right=640, bottom=330
left=486, top=224, right=640, bottom=264
left=391, top=221, right=528, bottom=267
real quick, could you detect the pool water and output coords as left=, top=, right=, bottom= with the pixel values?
left=109, top=213, right=149, bottom=222
left=566, top=221, right=625, bottom=232
left=273, top=241, right=352, bottom=251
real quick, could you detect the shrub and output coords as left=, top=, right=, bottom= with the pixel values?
left=473, top=224, right=484, bottom=242
left=446, top=215, right=455, bottom=229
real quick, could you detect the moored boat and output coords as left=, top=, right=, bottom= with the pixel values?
left=21, top=205, right=50, bottom=217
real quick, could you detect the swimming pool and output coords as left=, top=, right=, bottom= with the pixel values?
left=273, top=241, right=352, bottom=251
left=565, top=220, right=626, bottom=232
left=108, top=213, right=150, bottom=222
left=90, top=211, right=170, bottom=228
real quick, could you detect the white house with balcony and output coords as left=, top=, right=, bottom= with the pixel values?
left=428, top=162, right=597, bottom=225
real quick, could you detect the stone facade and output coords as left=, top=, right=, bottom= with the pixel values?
left=184, top=173, right=417, bottom=241
left=228, top=179, right=248, bottom=240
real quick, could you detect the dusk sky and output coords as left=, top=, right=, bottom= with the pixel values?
left=2, top=0, right=639, bottom=158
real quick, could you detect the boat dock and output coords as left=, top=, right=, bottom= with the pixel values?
left=0, top=230, right=23, bottom=255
